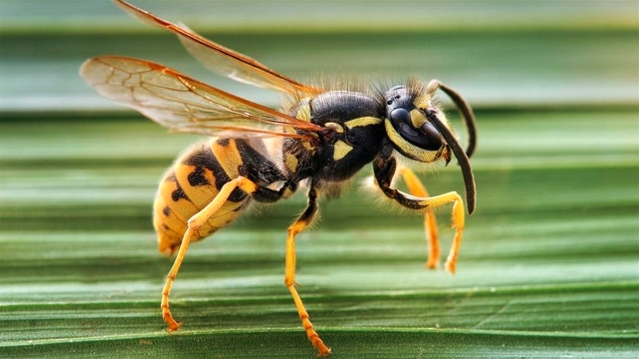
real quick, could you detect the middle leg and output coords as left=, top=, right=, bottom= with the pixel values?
left=284, top=186, right=331, bottom=357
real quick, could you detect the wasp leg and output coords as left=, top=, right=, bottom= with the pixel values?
left=284, top=186, right=331, bottom=357
left=161, top=176, right=262, bottom=331
left=399, top=167, right=440, bottom=269
left=374, top=155, right=465, bottom=274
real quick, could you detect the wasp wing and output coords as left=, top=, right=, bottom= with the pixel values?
left=80, top=56, right=324, bottom=138
left=113, top=0, right=321, bottom=97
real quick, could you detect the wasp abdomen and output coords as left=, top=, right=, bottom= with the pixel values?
left=153, top=141, right=251, bottom=254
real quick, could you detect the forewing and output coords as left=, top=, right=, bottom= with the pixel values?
left=80, top=56, right=323, bottom=138
left=113, top=0, right=321, bottom=96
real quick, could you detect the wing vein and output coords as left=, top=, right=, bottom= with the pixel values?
left=80, top=56, right=324, bottom=140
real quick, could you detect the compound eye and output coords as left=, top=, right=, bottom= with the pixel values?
left=389, top=108, right=443, bottom=151
left=420, top=122, right=444, bottom=150
left=389, top=108, right=411, bottom=126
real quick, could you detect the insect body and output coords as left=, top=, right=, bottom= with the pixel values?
left=80, top=1, right=478, bottom=356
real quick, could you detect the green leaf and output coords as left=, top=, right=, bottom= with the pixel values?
left=2, top=109, right=637, bottom=358
left=1, top=1, right=638, bottom=358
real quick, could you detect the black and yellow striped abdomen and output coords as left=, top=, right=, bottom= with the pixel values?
left=153, top=140, right=253, bottom=254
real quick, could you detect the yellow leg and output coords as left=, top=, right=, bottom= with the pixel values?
left=161, top=176, right=258, bottom=331
left=413, top=190, right=465, bottom=274
left=446, top=197, right=465, bottom=274
left=399, top=167, right=440, bottom=269
left=284, top=188, right=331, bottom=357
left=375, top=153, right=468, bottom=275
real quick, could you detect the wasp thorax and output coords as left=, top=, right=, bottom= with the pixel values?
left=384, top=86, right=446, bottom=161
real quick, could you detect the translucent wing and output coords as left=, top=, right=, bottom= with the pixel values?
left=113, top=0, right=321, bottom=96
left=80, top=56, right=324, bottom=138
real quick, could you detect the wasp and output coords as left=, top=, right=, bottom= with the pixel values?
left=80, top=0, right=477, bottom=356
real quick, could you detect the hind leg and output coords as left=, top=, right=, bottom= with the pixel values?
left=161, top=176, right=274, bottom=330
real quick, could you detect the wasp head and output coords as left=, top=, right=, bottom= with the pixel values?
left=383, top=85, right=451, bottom=164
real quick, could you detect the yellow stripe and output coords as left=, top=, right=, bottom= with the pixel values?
left=410, top=109, right=426, bottom=128
left=285, top=153, right=299, bottom=172
left=413, top=94, right=431, bottom=110
left=384, top=119, right=437, bottom=162
left=325, top=122, right=344, bottom=133
left=295, top=104, right=311, bottom=122
left=344, top=116, right=382, bottom=129
left=211, top=139, right=242, bottom=179
left=333, top=140, right=353, bottom=161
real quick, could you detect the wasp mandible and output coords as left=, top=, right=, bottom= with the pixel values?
left=80, top=0, right=477, bottom=356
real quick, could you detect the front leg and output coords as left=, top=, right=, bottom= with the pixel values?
left=373, top=154, right=465, bottom=274
left=398, top=166, right=440, bottom=269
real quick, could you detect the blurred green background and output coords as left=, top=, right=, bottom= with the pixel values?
left=1, top=1, right=638, bottom=358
